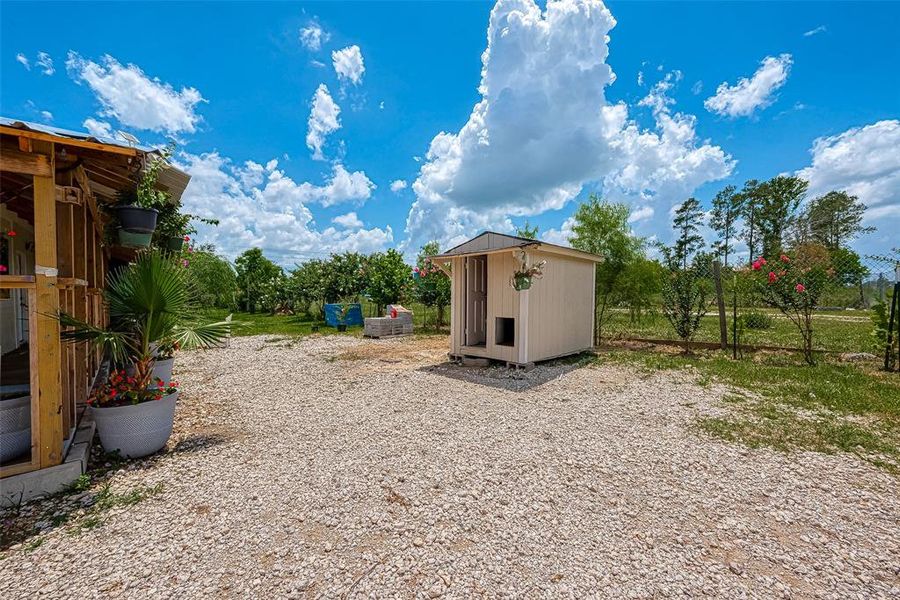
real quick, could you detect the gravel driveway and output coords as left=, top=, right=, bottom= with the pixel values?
left=2, top=335, right=898, bottom=598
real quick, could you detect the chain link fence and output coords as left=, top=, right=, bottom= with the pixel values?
left=599, top=252, right=899, bottom=357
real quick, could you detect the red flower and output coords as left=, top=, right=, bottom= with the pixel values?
left=109, top=389, right=117, bottom=398
left=751, top=260, right=761, bottom=271
left=768, top=271, right=777, bottom=284
left=157, top=380, right=165, bottom=388
left=780, top=254, right=790, bottom=263
left=795, top=283, right=806, bottom=293
left=6, top=230, right=16, bottom=237
left=758, top=257, right=767, bottom=266
left=0, top=265, right=7, bottom=273
left=184, top=235, right=191, bottom=241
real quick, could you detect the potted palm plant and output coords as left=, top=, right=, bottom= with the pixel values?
left=61, top=251, right=230, bottom=458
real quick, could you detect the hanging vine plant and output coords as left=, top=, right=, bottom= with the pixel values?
left=511, top=250, right=546, bottom=291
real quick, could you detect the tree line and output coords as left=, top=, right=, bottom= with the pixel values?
left=184, top=243, right=451, bottom=325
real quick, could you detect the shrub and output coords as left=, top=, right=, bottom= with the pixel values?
left=743, top=311, right=773, bottom=329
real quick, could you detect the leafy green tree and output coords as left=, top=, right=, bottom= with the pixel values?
left=807, top=191, right=875, bottom=250
left=288, top=259, right=327, bottom=318
left=234, top=248, right=283, bottom=313
left=709, top=185, right=743, bottom=267
left=737, top=179, right=764, bottom=263
left=570, top=194, right=644, bottom=343
left=323, top=252, right=367, bottom=303
left=669, top=197, right=705, bottom=270
left=412, top=241, right=451, bottom=328
left=366, top=249, right=410, bottom=314
left=516, top=221, right=538, bottom=239
left=617, top=258, right=665, bottom=323
left=185, top=244, right=238, bottom=309
left=831, top=247, right=870, bottom=307
left=757, top=175, right=808, bottom=258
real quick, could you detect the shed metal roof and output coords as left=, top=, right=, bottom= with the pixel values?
left=431, top=231, right=603, bottom=263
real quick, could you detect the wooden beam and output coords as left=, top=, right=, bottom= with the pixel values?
left=1, top=126, right=137, bottom=156
left=18, top=136, right=32, bottom=153
left=55, top=185, right=83, bottom=205
left=32, top=139, right=64, bottom=468
left=0, top=146, right=52, bottom=177
left=0, top=275, right=36, bottom=288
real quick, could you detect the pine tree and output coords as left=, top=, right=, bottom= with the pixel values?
left=670, top=197, right=705, bottom=270
left=708, top=185, right=743, bottom=267
left=807, top=190, right=875, bottom=250
left=737, top=179, right=763, bottom=263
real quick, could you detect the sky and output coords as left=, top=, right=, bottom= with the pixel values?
left=2, top=0, right=898, bottom=266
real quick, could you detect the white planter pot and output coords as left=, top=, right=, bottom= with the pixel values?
left=124, top=357, right=175, bottom=383
left=91, top=392, right=178, bottom=458
left=151, top=357, right=175, bottom=383
left=0, top=394, right=31, bottom=463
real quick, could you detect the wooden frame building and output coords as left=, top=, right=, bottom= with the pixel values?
left=430, top=232, right=603, bottom=367
left=0, top=118, right=189, bottom=493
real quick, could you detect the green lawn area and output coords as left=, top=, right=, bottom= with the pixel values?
left=596, top=347, right=900, bottom=473
left=603, top=308, right=874, bottom=353
left=199, top=301, right=449, bottom=338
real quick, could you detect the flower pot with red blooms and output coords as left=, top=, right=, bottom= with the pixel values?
left=89, top=371, right=180, bottom=458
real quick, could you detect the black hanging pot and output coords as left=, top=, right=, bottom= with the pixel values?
left=165, top=236, right=185, bottom=252
left=115, top=205, right=159, bottom=233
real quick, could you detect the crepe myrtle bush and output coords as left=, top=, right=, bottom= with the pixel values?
left=753, top=244, right=834, bottom=365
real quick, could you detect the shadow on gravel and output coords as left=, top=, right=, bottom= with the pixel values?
left=421, top=354, right=592, bottom=392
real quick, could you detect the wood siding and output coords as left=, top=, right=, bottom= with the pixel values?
left=526, top=250, right=595, bottom=362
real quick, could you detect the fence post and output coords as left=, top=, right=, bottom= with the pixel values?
left=886, top=281, right=899, bottom=372
left=713, top=260, right=727, bottom=350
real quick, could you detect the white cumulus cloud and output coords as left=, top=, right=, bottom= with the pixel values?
left=332, top=45, right=365, bottom=86
left=66, top=53, right=204, bottom=134
left=796, top=120, right=900, bottom=225
left=300, top=21, right=330, bottom=51
left=390, top=179, right=408, bottom=192
left=404, top=0, right=733, bottom=252
left=82, top=118, right=113, bottom=138
left=306, top=84, right=341, bottom=160
left=704, top=54, right=792, bottom=118
left=333, top=212, right=364, bottom=228
left=177, top=152, right=389, bottom=264
left=16, top=53, right=30, bottom=70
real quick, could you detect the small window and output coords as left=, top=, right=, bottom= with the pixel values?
left=495, top=317, right=515, bottom=347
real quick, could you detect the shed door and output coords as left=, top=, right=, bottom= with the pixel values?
left=465, top=255, right=487, bottom=346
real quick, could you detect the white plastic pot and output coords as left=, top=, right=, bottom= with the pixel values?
left=0, top=394, right=31, bottom=463
left=124, top=357, right=175, bottom=383
left=91, top=392, right=178, bottom=458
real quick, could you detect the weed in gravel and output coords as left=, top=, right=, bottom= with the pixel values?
left=597, top=347, right=900, bottom=472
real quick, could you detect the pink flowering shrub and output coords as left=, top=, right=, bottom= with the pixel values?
left=753, top=244, right=833, bottom=364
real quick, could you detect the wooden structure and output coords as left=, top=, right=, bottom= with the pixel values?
left=430, top=232, right=603, bottom=367
left=0, top=118, right=189, bottom=481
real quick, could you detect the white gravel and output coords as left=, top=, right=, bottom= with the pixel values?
left=2, top=334, right=898, bottom=598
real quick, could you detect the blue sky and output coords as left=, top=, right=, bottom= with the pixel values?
left=2, top=1, right=898, bottom=264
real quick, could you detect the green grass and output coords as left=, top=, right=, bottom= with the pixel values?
left=602, top=308, right=873, bottom=353
left=596, top=348, right=900, bottom=472
left=200, top=300, right=449, bottom=338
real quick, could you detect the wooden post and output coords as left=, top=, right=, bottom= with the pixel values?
left=713, top=260, right=727, bottom=350
left=32, top=140, right=63, bottom=467
left=73, top=203, right=89, bottom=407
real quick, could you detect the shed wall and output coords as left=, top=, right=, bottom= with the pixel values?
left=526, top=250, right=595, bottom=362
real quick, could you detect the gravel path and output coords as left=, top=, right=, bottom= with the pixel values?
left=2, top=335, right=898, bottom=598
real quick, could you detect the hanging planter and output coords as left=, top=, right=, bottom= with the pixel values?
left=164, top=235, right=185, bottom=252
left=512, top=274, right=533, bottom=291
left=118, top=228, right=153, bottom=248
left=511, top=250, right=546, bottom=292
left=115, top=205, right=159, bottom=233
